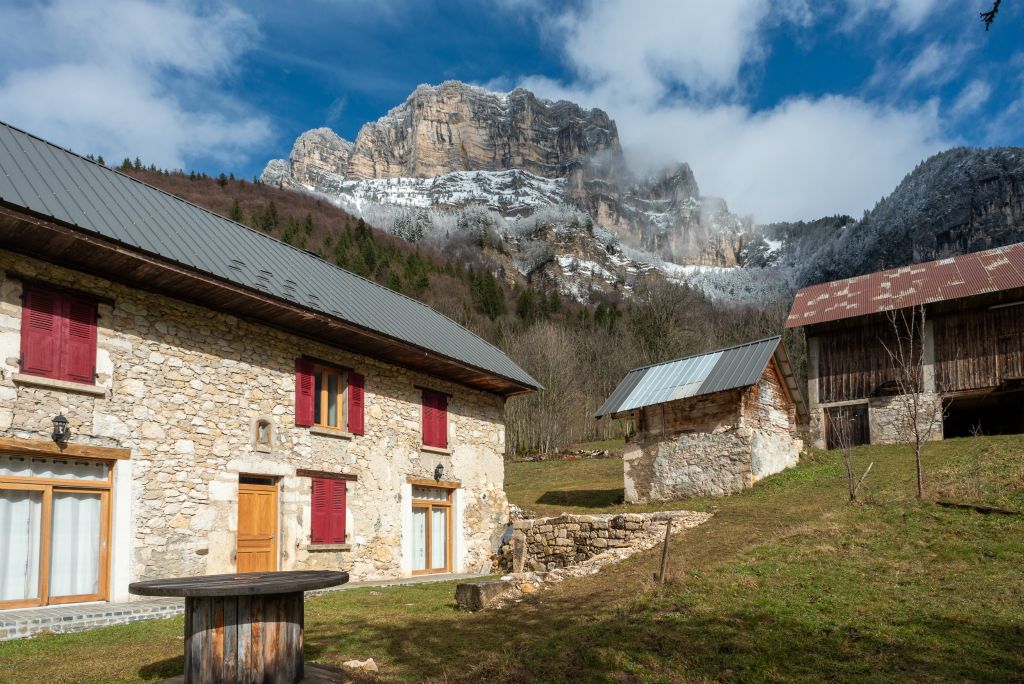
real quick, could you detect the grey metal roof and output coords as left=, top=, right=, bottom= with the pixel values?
left=0, top=121, right=539, bottom=390
left=595, top=336, right=782, bottom=417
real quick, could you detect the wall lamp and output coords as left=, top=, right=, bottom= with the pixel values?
left=51, top=414, right=70, bottom=444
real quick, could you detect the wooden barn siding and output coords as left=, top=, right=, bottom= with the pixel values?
left=814, top=303, right=1024, bottom=401
left=934, top=304, right=1024, bottom=393
left=816, top=316, right=914, bottom=403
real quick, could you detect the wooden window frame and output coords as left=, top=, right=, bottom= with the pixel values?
left=312, top=363, right=348, bottom=432
left=411, top=486, right=453, bottom=576
left=0, top=456, right=114, bottom=610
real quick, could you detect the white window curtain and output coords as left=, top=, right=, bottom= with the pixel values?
left=49, top=492, right=101, bottom=597
left=0, top=489, right=42, bottom=602
left=412, top=507, right=427, bottom=571
left=430, top=508, right=447, bottom=569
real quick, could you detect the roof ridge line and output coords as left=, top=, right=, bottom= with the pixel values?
left=622, top=335, right=782, bottom=374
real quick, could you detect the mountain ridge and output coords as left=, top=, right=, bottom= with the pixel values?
left=263, top=81, right=1024, bottom=304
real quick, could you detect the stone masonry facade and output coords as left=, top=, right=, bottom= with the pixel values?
left=0, top=249, right=510, bottom=600
left=623, top=361, right=803, bottom=502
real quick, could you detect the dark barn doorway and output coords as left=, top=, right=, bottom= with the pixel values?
left=943, top=392, right=1024, bottom=438
left=825, top=404, right=870, bottom=450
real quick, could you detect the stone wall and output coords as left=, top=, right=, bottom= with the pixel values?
left=868, top=393, right=944, bottom=445
left=496, top=511, right=709, bottom=573
left=623, top=362, right=802, bottom=503
left=0, top=250, right=509, bottom=594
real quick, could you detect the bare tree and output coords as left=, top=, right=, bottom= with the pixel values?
left=880, top=305, right=943, bottom=499
left=831, top=407, right=873, bottom=502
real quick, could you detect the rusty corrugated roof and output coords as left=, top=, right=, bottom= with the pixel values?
left=786, top=242, right=1024, bottom=328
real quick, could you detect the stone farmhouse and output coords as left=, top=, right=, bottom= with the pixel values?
left=0, top=122, right=540, bottom=612
left=596, top=337, right=807, bottom=502
left=787, top=242, right=1024, bottom=449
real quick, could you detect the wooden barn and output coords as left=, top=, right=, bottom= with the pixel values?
left=596, top=337, right=808, bottom=502
left=787, top=242, right=1024, bottom=449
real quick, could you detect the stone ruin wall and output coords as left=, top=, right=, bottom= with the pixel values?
left=496, top=511, right=709, bottom=573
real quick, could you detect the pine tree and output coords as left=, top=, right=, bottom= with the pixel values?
left=265, top=201, right=279, bottom=230
left=217, top=173, right=228, bottom=188
left=229, top=198, right=243, bottom=222
left=133, top=157, right=141, bottom=170
left=282, top=217, right=299, bottom=244
left=119, top=158, right=133, bottom=171
left=516, top=288, right=538, bottom=326
left=96, top=155, right=105, bottom=166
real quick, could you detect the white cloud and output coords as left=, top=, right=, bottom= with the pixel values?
left=513, top=0, right=951, bottom=222
left=0, top=1, right=270, bottom=169
left=950, top=79, right=993, bottom=119
left=843, top=0, right=950, bottom=31
left=901, top=42, right=961, bottom=86
left=551, top=0, right=773, bottom=102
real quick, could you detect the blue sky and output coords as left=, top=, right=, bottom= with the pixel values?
left=0, top=0, right=1021, bottom=222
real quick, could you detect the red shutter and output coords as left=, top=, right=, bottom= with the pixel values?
left=347, top=372, right=365, bottom=435
left=310, top=478, right=330, bottom=544
left=20, top=287, right=60, bottom=378
left=436, top=393, right=448, bottom=449
left=422, top=390, right=448, bottom=448
left=295, top=357, right=315, bottom=426
left=329, top=480, right=347, bottom=543
left=422, top=391, right=435, bottom=446
left=61, top=297, right=97, bottom=384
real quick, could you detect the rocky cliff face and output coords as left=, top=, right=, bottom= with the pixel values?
left=263, top=81, right=748, bottom=269
left=347, top=82, right=622, bottom=180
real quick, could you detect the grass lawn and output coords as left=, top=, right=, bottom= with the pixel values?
left=2, top=436, right=1023, bottom=682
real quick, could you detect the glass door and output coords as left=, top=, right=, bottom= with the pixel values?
left=0, top=454, right=111, bottom=608
left=48, top=490, right=107, bottom=604
left=411, top=486, right=452, bottom=575
left=0, top=486, right=46, bottom=608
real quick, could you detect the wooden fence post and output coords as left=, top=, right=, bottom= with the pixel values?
left=657, top=519, right=673, bottom=585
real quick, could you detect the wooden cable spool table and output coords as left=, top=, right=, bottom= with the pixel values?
left=130, top=570, right=349, bottom=684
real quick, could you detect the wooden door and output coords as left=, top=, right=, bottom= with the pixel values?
left=825, top=404, right=870, bottom=450
left=237, top=478, right=278, bottom=573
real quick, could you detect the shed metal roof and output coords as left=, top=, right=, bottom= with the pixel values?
left=786, top=242, right=1024, bottom=328
left=595, top=336, right=785, bottom=418
left=0, top=121, right=539, bottom=392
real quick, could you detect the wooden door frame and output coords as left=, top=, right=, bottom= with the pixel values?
left=410, top=487, right=453, bottom=576
left=0, top=462, right=113, bottom=610
left=236, top=477, right=280, bottom=572
left=46, top=487, right=111, bottom=605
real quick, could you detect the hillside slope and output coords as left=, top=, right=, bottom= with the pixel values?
left=777, top=147, right=1024, bottom=287
left=5, top=436, right=1021, bottom=682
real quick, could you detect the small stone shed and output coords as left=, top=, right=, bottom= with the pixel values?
left=597, top=336, right=808, bottom=502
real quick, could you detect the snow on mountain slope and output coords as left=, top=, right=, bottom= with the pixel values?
left=326, top=169, right=565, bottom=215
